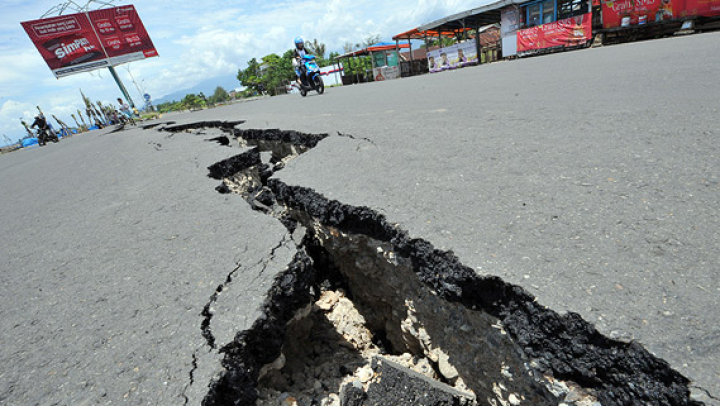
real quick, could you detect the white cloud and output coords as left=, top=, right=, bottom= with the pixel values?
left=0, top=100, right=36, bottom=143
left=0, top=0, right=489, bottom=137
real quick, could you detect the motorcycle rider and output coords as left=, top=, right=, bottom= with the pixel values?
left=292, top=37, right=307, bottom=86
left=30, top=114, right=52, bottom=145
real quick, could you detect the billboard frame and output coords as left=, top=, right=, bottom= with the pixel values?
left=22, top=1, right=158, bottom=107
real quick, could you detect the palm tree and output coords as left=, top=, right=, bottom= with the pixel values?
left=362, top=34, right=381, bottom=48
left=304, top=39, right=326, bottom=59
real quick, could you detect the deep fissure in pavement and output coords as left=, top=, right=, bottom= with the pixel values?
left=157, top=123, right=703, bottom=406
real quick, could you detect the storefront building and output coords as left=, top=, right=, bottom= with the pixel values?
left=512, top=0, right=593, bottom=55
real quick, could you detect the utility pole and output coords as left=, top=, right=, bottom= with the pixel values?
left=109, top=66, right=135, bottom=108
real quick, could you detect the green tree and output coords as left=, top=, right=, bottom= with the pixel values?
left=339, top=34, right=380, bottom=78
left=182, top=93, right=205, bottom=109
left=237, top=58, right=262, bottom=93
left=210, top=86, right=230, bottom=104
left=422, top=37, right=456, bottom=49
left=156, top=100, right=184, bottom=113
left=259, top=52, right=295, bottom=95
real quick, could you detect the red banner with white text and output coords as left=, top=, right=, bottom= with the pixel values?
left=602, top=0, right=686, bottom=28
left=87, top=5, right=158, bottom=66
left=21, top=14, right=109, bottom=77
left=21, top=4, right=157, bottom=78
left=602, top=0, right=720, bottom=28
left=517, top=13, right=592, bottom=53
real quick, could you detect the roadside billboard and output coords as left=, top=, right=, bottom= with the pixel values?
left=87, top=5, right=158, bottom=65
left=427, top=41, right=477, bottom=73
left=602, top=0, right=719, bottom=28
left=601, top=0, right=684, bottom=27
left=21, top=4, right=157, bottom=78
left=517, top=13, right=592, bottom=53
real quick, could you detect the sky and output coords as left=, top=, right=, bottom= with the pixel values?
left=0, top=0, right=486, bottom=145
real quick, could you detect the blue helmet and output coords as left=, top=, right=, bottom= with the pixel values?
left=294, top=37, right=304, bottom=45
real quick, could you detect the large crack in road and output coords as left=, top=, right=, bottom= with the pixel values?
left=154, top=121, right=704, bottom=406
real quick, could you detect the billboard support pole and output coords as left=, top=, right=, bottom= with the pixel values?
left=108, top=66, right=135, bottom=108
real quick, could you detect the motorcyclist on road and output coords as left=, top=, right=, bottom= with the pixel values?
left=292, top=37, right=308, bottom=86
left=30, top=114, right=53, bottom=145
left=30, top=114, right=49, bottom=132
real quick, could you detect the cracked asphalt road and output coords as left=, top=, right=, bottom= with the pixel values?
left=0, top=131, right=287, bottom=405
left=1, top=32, right=719, bottom=405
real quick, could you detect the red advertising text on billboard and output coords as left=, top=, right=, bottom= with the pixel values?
left=21, top=14, right=108, bottom=77
left=21, top=4, right=157, bottom=78
left=602, top=0, right=720, bottom=28
left=87, top=5, right=158, bottom=64
left=602, top=0, right=686, bottom=27
left=517, top=13, right=592, bottom=53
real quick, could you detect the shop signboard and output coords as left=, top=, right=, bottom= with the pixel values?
left=21, top=4, right=157, bottom=78
left=602, top=0, right=720, bottom=28
left=517, top=12, right=592, bottom=52
left=601, top=0, right=685, bottom=27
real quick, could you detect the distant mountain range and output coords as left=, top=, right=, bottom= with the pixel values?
left=153, top=74, right=243, bottom=105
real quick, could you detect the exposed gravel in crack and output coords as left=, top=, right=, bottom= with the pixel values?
left=156, top=123, right=704, bottom=406
left=204, top=251, right=317, bottom=406
left=267, top=180, right=701, bottom=406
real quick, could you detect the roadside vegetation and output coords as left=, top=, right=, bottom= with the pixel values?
left=155, top=35, right=382, bottom=113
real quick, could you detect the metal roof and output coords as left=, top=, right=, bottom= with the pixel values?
left=336, top=42, right=410, bottom=59
left=392, top=27, right=471, bottom=40
left=418, top=0, right=524, bottom=31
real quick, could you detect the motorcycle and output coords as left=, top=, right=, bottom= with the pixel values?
left=36, top=127, right=59, bottom=146
left=296, top=55, right=324, bottom=97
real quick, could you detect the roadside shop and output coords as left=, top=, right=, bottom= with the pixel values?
left=336, top=42, right=410, bottom=84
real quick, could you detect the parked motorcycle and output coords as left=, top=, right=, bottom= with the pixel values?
left=297, top=55, right=324, bottom=97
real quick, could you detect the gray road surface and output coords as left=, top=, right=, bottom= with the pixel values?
left=1, top=31, right=719, bottom=405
